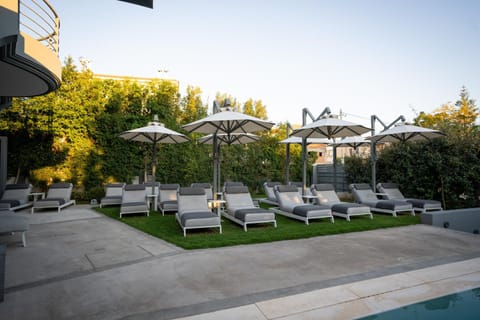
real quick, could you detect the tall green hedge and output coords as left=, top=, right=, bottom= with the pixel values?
left=0, top=59, right=299, bottom=199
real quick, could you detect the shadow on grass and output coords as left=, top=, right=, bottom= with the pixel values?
left=95, top=207, right=421, bottom=250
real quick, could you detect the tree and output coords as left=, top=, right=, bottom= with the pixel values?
left=215, top=93, right=240, bottom=111
left=180, top=86, right=207, bottom=123
left=1, top=57, right=289, bottom=199
left=242, top=98, right=268, bottom=120
left=415, top=86, right=479, bottom=142
left=372, top=86, right=480, bottom=209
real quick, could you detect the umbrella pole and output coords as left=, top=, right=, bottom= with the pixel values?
left=212, top=135, right=218, bottom=199
left=371, top=141, right=377, bottom=190
left=151, top=143, right=157, bottom=196
left=333, top=144, right=337, bottom=191
left=371, top=116, right=377, bottom=190
left=301, top=137, right=307, bottom=196
left=217, top=143, right=221, bottom=197
left=285, top=143, right=290, bottom=184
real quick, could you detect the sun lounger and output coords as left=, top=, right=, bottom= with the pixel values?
left=176, top=187, right=222, bottom=237
left=376, top=182, right=442, bottom=213
left=222, top=181, right=244, bottom=191
left=191, top=183, right=213, bottom=200
left=310, top=184, right=372, bottom=221
left=100, top=183, right=125, bottom=208
left=119, top=184, right=149, bottom=218
left=260, top=181, right=281, bottom=205
left=349, top=183, right=415, bottom=217
left=224, top=181, right=244, bottom=187
left=31, top=183, right=76, bottom=213
left=289, top=181, right=313, bottom=196
left=0, top=210, right=29, bottom=247
left=0, top=184, right=32, bottom=211
left=158, top=183, right=180, bottom=215
left=272, top=185, right=334, bottom=225
left=223, top=185, right=276, bottom=231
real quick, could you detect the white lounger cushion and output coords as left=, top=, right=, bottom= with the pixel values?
left=0, top=184, right=32, bottom=210
left=32, top=183, right=75, bottom=213
left=176, top=187, right=221, bottom=236
left=224, top=186, right=276, bottom=228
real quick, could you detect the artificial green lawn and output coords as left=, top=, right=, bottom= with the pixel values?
left=96, top=207, right=421, bottom=250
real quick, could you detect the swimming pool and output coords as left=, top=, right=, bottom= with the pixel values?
left=358, top=287, right=480, bottom=319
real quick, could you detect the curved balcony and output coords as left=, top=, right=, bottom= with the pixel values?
left=0, top=0, right=61, bottom=108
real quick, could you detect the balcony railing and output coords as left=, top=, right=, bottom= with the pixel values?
left=19, top=0, right=59, bottom=54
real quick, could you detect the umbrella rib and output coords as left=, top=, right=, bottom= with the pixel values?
left=140, top=133, right=155, bottom=143
left=128, top=132, right=147, bottom=141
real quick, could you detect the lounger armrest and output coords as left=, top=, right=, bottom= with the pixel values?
left=251, top=197, right=263, bottom=207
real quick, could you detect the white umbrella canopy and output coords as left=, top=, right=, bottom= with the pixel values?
left=367, top=122, right=445, bottom=188
left=198, top=133, right=259, bottom=145
left=292, top=117, right=371, bottom=139
left=367, top=123, right=445, bottom=143
left=333, top=136, right=371, bottom=149
left=182, top=110, right=275, bottom=134
left=120, top=117, right=190, bottom=194
left=279, top=136, right=332, bottom=144
left=291, top=116, right=371, bottom=193
left=182, top=109, right=274, bottom=196
left=120, top=121, right=190, bottom=144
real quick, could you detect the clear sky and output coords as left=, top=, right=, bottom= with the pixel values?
left=50, top=0, right=480, bottom=128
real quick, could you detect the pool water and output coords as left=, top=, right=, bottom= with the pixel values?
left=358, top=287, right=480, bottom=319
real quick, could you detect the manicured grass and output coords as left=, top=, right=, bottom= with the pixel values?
left=96, top=207, right=421, bottom=250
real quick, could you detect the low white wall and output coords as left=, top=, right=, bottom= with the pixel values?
left=421, top=208, right=480, bottom=234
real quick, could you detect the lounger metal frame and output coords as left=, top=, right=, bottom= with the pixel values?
left=330, top=209, right=373, bottom=221
left=221, top=211, right=277, bottom=232
left=223, top=185, right=277, bottom=231
left=376, top=182, right=442, bottom=214
left=31, top=183, right=76, bottom=214
left=310, top=184, right=373, bottom=221
left=175, top=213, right=223, bottom=237
left=176, top=187, right=222, bottom=237
left=270, top=206, right=334, bottom=225
left=349, top=183, right=415, bottom=217
left=0, top=184, right=33, bottom=211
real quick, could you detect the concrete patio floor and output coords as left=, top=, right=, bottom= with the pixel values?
left=1, top=205, right=479, bottom=320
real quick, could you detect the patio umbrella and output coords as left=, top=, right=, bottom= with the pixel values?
left=292, top=117, right=371, bottom=139
left=199, top=133, right=260, bottom=191
left=279, top=136, right=332, bottom=145
left=333, top=136, right=370, bottom=149
left=120, top=116, right=190, bottom=195
left=367, top=121, right=445, bottom=188
left=367, top=122, right=445, bottom=143
left=332, top=135, right=372, bottom=158
left=279, top=136, right=332, bottom=183
left=182, top=110, right=274, bottom=134
left=182, top=109, right=274, bottom=197
left=198, top=133, right=260, bottom=145
left=292, top=116, right=370, bottom=193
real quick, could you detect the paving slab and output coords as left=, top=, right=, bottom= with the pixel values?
left=187, top=259, right=480, bottom=320
left=1, top=205, right=179, bottom=289
left=0, top=206, right=479, bottom=320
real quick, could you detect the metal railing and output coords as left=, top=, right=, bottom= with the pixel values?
left=19, top=0, right=60, bottom=54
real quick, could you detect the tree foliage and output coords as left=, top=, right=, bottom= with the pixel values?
left=5, top=59, right=477, bottom=210
left=344, top=87, right=480, bottom=209
left=415, top=86, right=479, bottom=143
left=0, top=58, right=296, bottom=199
